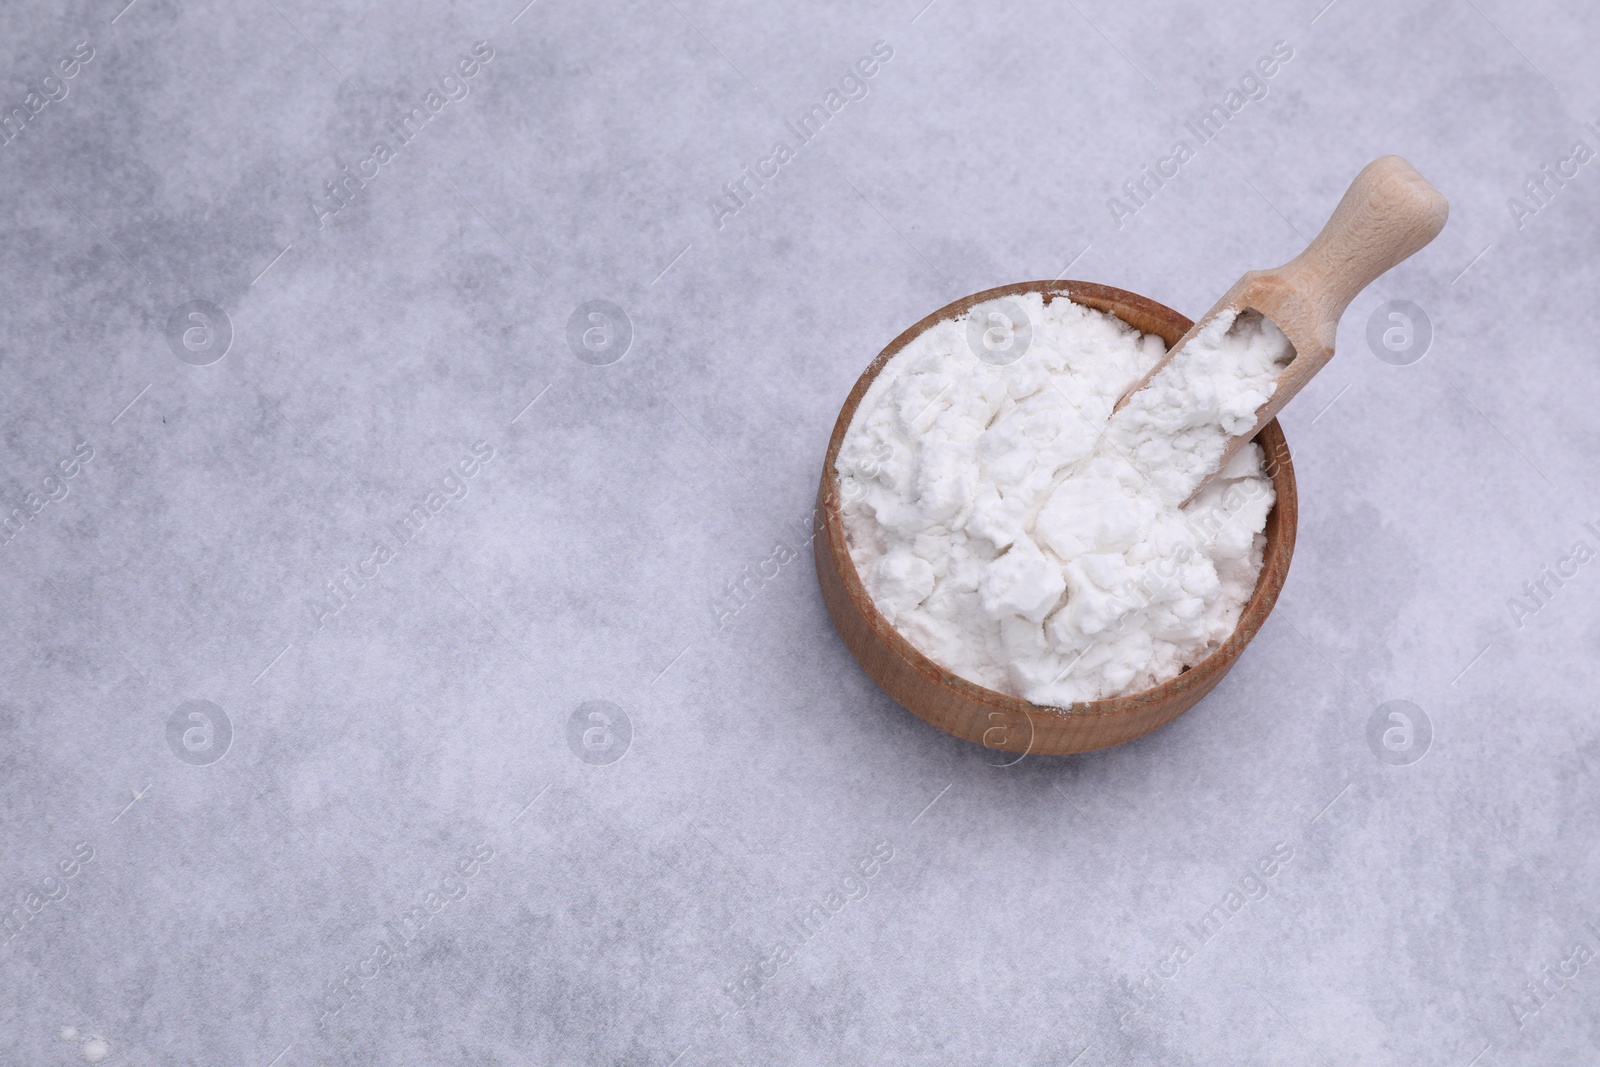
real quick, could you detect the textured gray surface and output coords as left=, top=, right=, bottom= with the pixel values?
left=1, top=0, right=1597, bottom=1063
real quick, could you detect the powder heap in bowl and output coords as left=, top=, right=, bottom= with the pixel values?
left=835, top=292, right=1293, bottom=705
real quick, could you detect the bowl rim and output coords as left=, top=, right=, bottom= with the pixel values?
left=817, top=279, right=1298, bottom=740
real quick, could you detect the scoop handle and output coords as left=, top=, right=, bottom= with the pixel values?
left=1271, top=155, right=1449, bottom=354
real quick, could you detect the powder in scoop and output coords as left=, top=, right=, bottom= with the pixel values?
left=836, top=293, right=1292, bottom=705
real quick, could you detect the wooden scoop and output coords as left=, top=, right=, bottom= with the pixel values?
left=1115, top=155, right=1449, bottom=499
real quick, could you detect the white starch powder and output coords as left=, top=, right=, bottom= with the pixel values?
left=836, top=292, right=1293, bottom=705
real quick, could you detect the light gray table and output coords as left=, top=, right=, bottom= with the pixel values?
left=2, top=0, right=1596, bottom=1063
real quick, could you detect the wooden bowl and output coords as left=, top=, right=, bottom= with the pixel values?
left=813, top=280, right=1298, bottom=755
